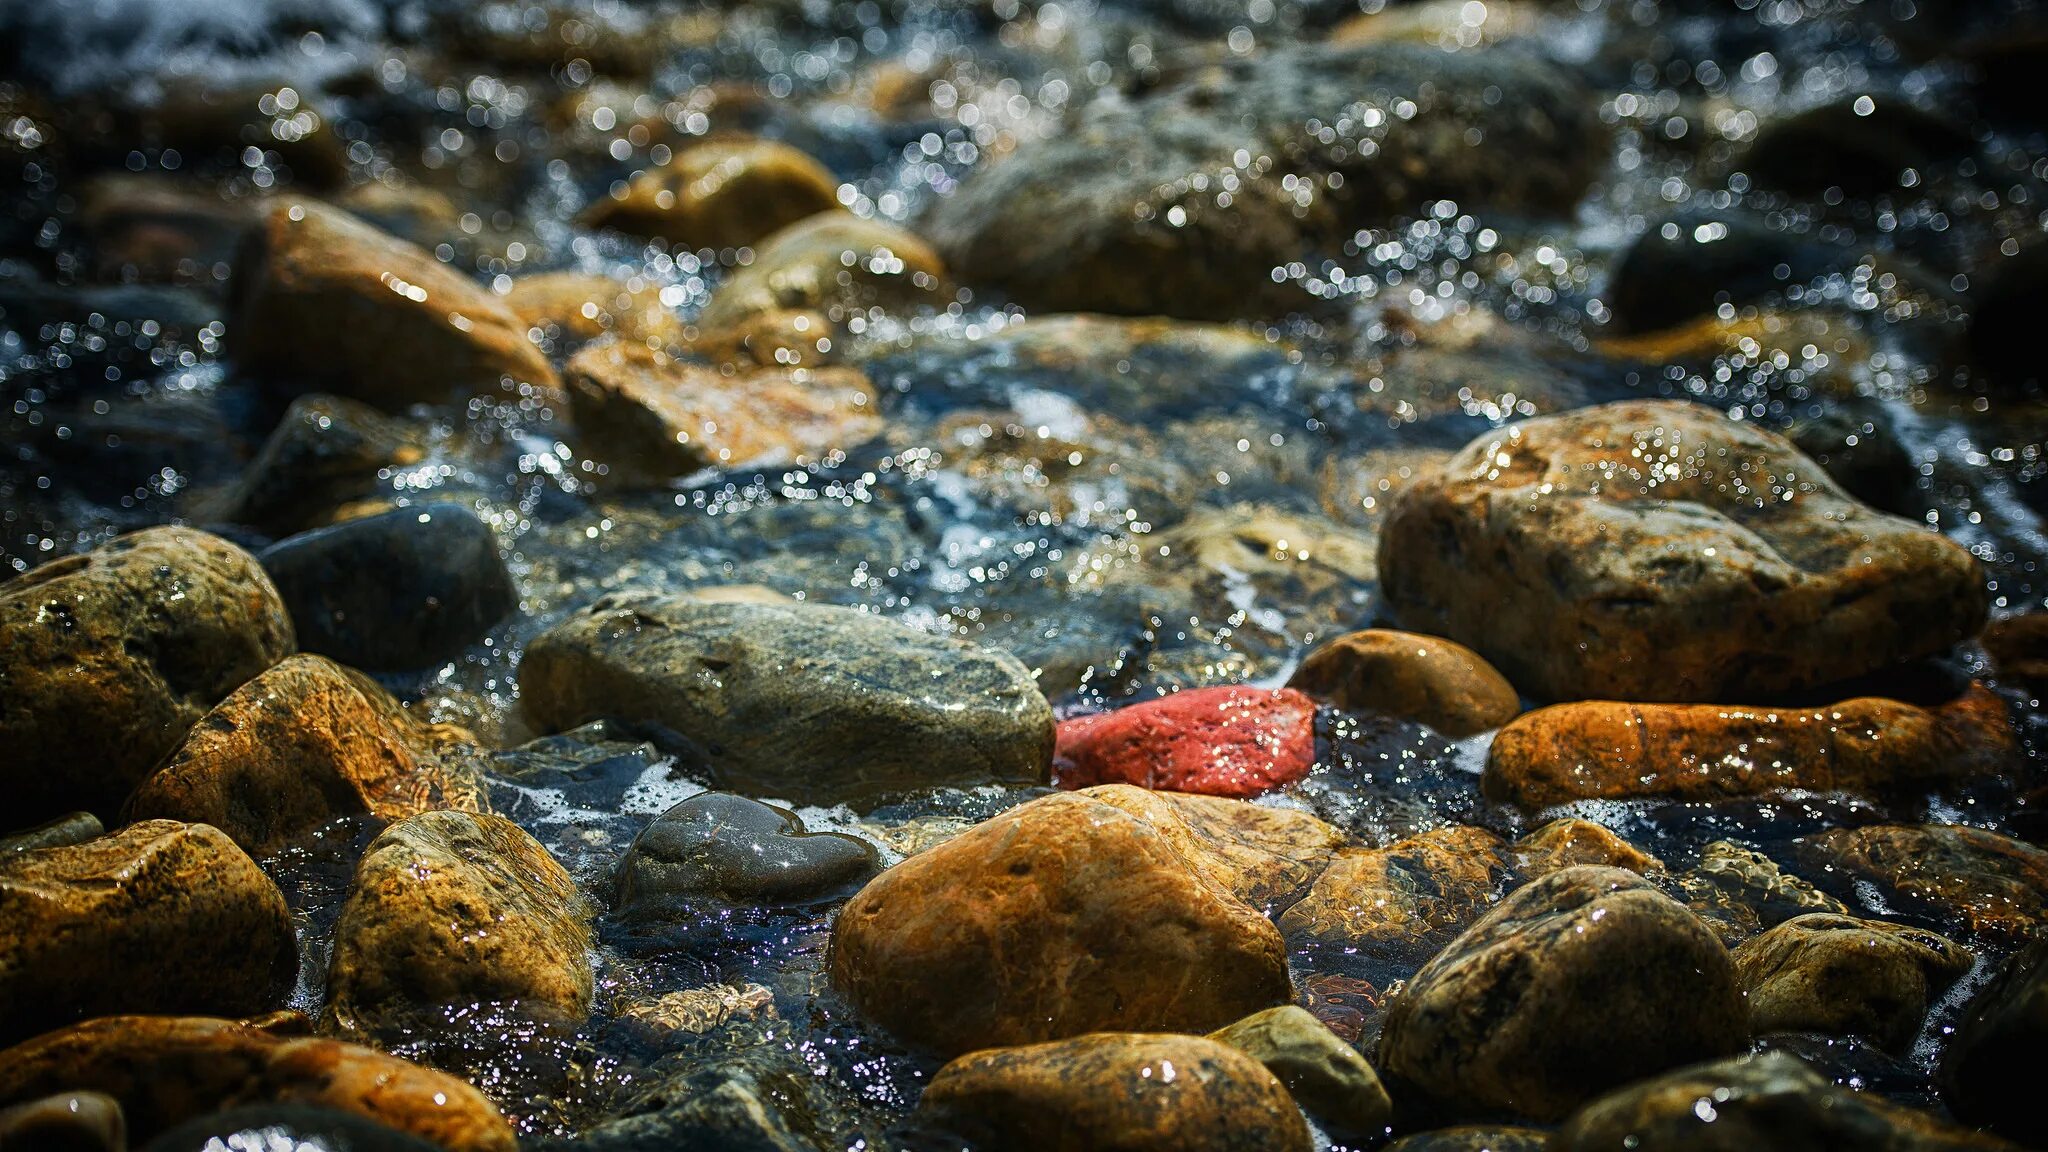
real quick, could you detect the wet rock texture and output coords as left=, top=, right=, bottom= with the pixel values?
left=1553, top=1052, right=2016, bottom=1151
left=1673, top=841, right=1847, bottom=945
left=1378, top=865, right=1745, bottom=1121
left=230, top=201, right=560, bottom=408
left=1797, top=824, right=2048, bottom=941
left=125, top=654, right=485, bottom=857
left=613, top=792, right=879, bottom=914
left=0, top=527, right=295, bottom=822
left=1276, top=825, right=1507, bottom=961
left=522, top=596, right=1054, bottom=805
left=1733, top=913, right=1971, bottom=1051
left=1208, top=1005, right=1391, bottom=1144
left=1378, top=400, right=1988, bottom=702
left=1484, top=683, right=2017, bottom=809
left=323, top=811, right=594, bottom=1040
left=1511, top=818, right=1662, bottom=879
left=916, top=1033, right=1311, bottom=1152
left=829, top=787, right=1293, bottom=1057
left=1941, top=942, right=2048, bottom=1145
left=0, top=821, right=296, bottom=1045
left=259, top=503, right=517, bottom=671
left=0, top=1015, right=515, bottom=1151
left=209, top=394, right=423, bottom=536
left=925, top=42, right=1601, bottom=319
left=580, top=137, right=841, bottom=248
left=1052, top=685, right=1318, bottom=798
left=1287, top=629, right=1521, bottom=738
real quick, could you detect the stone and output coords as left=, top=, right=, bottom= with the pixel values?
left=614, top=792, right=879, bottom=917
left=1784, top=403, right=1919, bottom=516
left=258, top=503, right=517, bottom=671
left=1287, top=630, right=1520, bottom=739
left=695, top=212, right=948, bottom=330
left=0, top=819, right=296, bottom=1044
left=923, top=43, right=1599, bottom=320
left=1052, top=686, right=1317, bottom=799
left=125, top=654, right=485, bottom=857
left=0, top=527, right=295, bottom=822
left=829, top=788, right=1293, bottom=1058
left=916, top=1033, right=1311, bottom=1152
left=1382, top=1130, right=1550, bottom=1152
left=1797, top=824, right=2048, bottom=942
left=1733, top=913, right=1970, bottom=1052
left=142, top=1105, right=443, bottom=1152
left=1484, top=683, right=2017, bottom=810
left=1553, top=1052, right=2016, bottom=1151
left=505, top=271, right=687, bottom=348
left=78, top=175, right=260, bottom=287
left=1208, top=1005, right=1392, bottom=1144
left=230, top=201, right=560, bottom=409
left=561, top=340, right=883, bottom=481
left=0, top=1015, right=515, bottom=1151
left=1741, top=99, right=1974, bottom=198
left=1941, top=941, right=2048, bottom=1145
left=1276, top=826, right=1508, bottom=965
left=1603, top=210, right=1843, bottom=337
left=522, top=596, right=1053, bottom=805
left=1379, top=865, right=1744, bottom=1122
left=210, top=394, right=423, bottom=536
left=616, top=983, right=777, bottom=1043
left=1673, top=841, right=1846, bottom=945
left=323, top=811, right=594, bottom=1040
left=0, top=813, right=103, bottom=855
left=1512, top=818, right=1662, bottom=879
left=1984, top=612, right=2048, bottom=683
left=535, top=1049, right=856, bottom=1152
left=580, top=137, right=842, bottom=249
left=1379, top=400, right=1989, bottom=702
left=1092, top=789, right=1349, bottom=914
left=0, top=1091, right=124, bottom=1152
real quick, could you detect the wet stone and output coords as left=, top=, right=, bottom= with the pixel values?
left=1382, top=1129, right=1551, bottom=1152
left=1276, top=825, right=1509, bottom=972
left=1512, top=818, right=1662, bottom=880
left=1734, top=913, right=1970, bottom=1053
left=1379, top=865, right=1745, bottom=1122
left=1052, top=685, right=1318, bottom=799
left=505, top=271, right=688, bottom=349
left=1287, top=629, right=1521, bottom=739
left=1784, top=403, right=1920, bottom=516
left=1941, top=941, right=2048, bottom=1146
left=521, top=596, right=1054, bottom=806
left=1208, top=1005, right=1392, bottom=1146
left=915, top=1033, right=1312, bottom=1152
left=1379, top=400, right=1989, bottom=702
left=0, top=526, right=295, bottom=823
left=141, top=1105, right=443, bottom=1152
left=207, top=394, right=423, bottom=537
left=125, top=653, right=487, bottom=858
left=1796, top=824, right=2048, bottom=942
left=535, top=1049, right=857, bottom=1152
left=1740, top=99, right=1976, bottom=198
left=0, top=1015, right=515, bottom=1151
left=259, top=502, right=516, bottom=672
left=613, top=792, right=879, bottom=917
left=1671, top=840, right=1847, bottom=946
left=0, top=1091, right=125, bottom=1152
left=0, top=813, right=103, bottom=855
left=579, top=137, right=843, bottom=249
left=695, top=211, right=948, bottom=330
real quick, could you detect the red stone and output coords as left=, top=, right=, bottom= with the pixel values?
left=1052, top=686, right=1318, bottom=799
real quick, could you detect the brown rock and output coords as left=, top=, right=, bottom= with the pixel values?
left=78, top=174, right=260, bottom=286
left=696, top=212, right=948, bottom=330
left=230, top=201, right=560, bottom=409
left=0, top=821, right=295, bottom=1046
left=916, top=1033, right=1311, bottom=1152
left=1512, top=818, right=1662, bottom=879
left=1734, top=913, right=1971, bottom=1051
left=323, top=811, right=594, bottom=1040
left=1484, top=684, right=2016, bottom=810
left=0, top=527, right=295, bottom=822
left=1276, top=826, right=1508, bottom=959
left=563, top=339, right=882, bottom=481
left=580, top=137, right=842, bottom=249
left=687, top=307, right=839, bottom=369
left=1378, top=400, right=1988, bottom=701
left=1672, top=840, right=1847, bottom=946
left=1288, top=629, right=1521, bottom=738
left=1208, top=1005, right=1392, bottom=1144
left=1379, top=865, right=1745, bottom=1121
left=0, top=1015, right=514, bottom=1151
left=1797, top=824, right=2048, bottom=941
left=505, top=270, right=687, bottom=348
left=125, top=654, right=486, bottom=857
left=1092, top=788, right=1349, bottom=914
left=829, top=788, right=1293, bottom=1058
left=1983, top=612, right=2048, bottom=683
left=1383, top=1129, right=1550, bottom=1152
left=0, top=1090, right=124, bottom=1152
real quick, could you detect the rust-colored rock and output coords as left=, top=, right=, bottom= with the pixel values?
left=1378, top=400, right=1988, bottom=702
left=1088, top=787, right=1349, bottom=915
left=1512, top=818, right=1662, bottom=879
left=1053, top=686, right=1319, bottom=799
left=1277, top=826, right=1507, bottom=961
left=916, top=1033, right=1311, bottom=1152
left=1734, top=913, right=1971, bottom=1051
left=563, top=339, right=882, bottom=481
left=1287, top=629, right=1520, bottom=738
left=126, top=654, right=486, bottom=857
left=1797, top=824, right=2048, bottom=941
left=323, top=811, right=594, bottom=1040
left=504, top=270, right=687, bottom=347
left=1484, top=683, right=2016, bottom=810
left=0, top=527, right=295, bottom=822
left=0, top=821, right=296, bottom=1045
left=1379, top=866, right=1745, bottom=1122
left=829, top=787, right=1293, bottom=1058
left=0, top=1015, right=515, bottom=1151
left=579, top=137, right=842, bottom=249
left=230, top=201, right=560, bottom=409
left=1984, top=612, right=2048, bottom=683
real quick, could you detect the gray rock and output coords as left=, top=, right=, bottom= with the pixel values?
left=0, top=813, right=103, bottom=855
left=213, top=394, right=421, bottom=536
left=533, top=1051, right=858, bottom=1152
left=614, top=792, right=879, bottom=915
left=521, top=597, right=1054, bottom=805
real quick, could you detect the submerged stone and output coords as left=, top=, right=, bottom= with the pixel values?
left=1276, top=825, right=1508, bottom=966
left=1733, top=913, right=1970, bottom=1052
left=1511, top=818, right=1662, bottom=879
left=1797, top=824, right=2048, bottom=941
left=209, top=394, right=423, bottom=536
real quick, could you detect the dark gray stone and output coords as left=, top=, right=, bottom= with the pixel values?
left=1940, top=940, right=2048, bottom=1146
left=615, top=792, right=879, bottom=913
left=215, top=394, right=419, bottom=536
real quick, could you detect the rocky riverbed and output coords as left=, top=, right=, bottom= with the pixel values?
left=2, top=0, right=2048, bottom=1148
